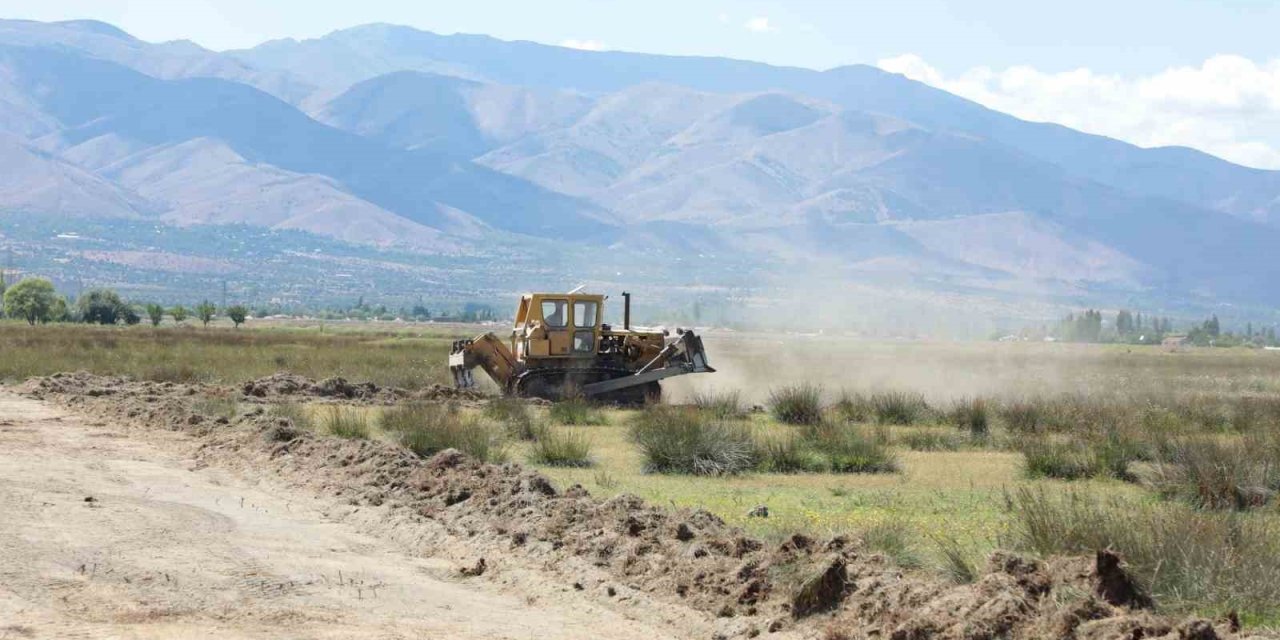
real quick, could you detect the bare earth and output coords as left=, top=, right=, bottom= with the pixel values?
left=0, top=392, right=687, bottom=639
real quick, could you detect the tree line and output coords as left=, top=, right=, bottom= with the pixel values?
left=1, top=276, right=247, bottom=328
left=1048, top=308, right=1278, bottom=347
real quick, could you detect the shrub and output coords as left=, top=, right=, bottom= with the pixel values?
left=195, top=300, right=217, bottom=327
left=629, top=405, right=756, bottom=475
left=528, top=426, right=594, bottom=467
left=379, top=402, right=506, bottom=462
left=170, top=305, right=188, bottom=324
left=322, top=406, right=370, bottom=439
left=227, top=305, right=248, bottom=328
left=484, top=397, right=539, bottom=440
left=869, top=391, right=931, bottom=425
left=768, top=383, right=824, bottom=425
left=690, top=388, right=747, bottom=419
left=145, top=303, right=164, bottom=327
left=550, top=398, right=608, bottom=425
left=1005, top=487, right=1280, bottom=621
left=947, top=397, right=991, bottom=438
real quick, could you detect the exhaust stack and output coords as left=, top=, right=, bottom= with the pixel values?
left=623, top=291, right=631, bottom=330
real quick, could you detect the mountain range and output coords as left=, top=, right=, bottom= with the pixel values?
left=1, top=18, right=1278, bottom=319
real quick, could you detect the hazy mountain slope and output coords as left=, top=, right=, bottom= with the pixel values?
left=0, top=44, right=613, bottom=241
left=0, top=134, right=153, bottom=219
left=0, top=19, right=315, bottom=103
left=479, top=85, right=1280, bottom=300
left=81, top=137, right=454, bottom=249
left=235, top=24, right=1280, bottom=227
left=317, top=71, right=592, bottom=155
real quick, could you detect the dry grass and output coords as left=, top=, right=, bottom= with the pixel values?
left=0, top=322, right=459, bottom=389
left=1006, top=486, right=1280, bottom=624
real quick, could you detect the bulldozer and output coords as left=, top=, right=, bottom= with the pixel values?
left=448, top=290, right=714, bottom=402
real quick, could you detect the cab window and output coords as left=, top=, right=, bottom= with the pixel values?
left=573, top=301, right=598, bottom=328
left=541, top=299, right=568, bottom=328
left=573, top=331, right=595, bottom=353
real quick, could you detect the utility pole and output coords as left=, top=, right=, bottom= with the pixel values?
left=221, top=280, right=228, bottom=310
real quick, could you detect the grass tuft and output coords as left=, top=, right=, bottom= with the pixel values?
left=629, top=405, right=756, bottom=475
left=550, top=398, right=609, bottom=426
left=528, top=425, right=595, bottom=467
left=379, top=402, right=507, bottom=462
left=690, top=388, right=747, bottom=420
left=321, top=406, right=370, bottom=439
left=768, top=383, right=824, bottom=425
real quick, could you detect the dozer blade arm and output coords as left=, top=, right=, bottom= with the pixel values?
left=581, top=329, right=715, bottom=397
left=449, top=333, right=517, bottom=390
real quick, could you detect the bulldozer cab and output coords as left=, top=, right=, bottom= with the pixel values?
left=513, top=293, right=602, bottom=360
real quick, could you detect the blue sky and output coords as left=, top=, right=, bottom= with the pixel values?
left=3, top=0, right=1279, bottom=168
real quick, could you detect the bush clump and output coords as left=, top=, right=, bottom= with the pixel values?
left=768, top=383, right=824, bottom=425
left=629, top=405, right=756, bottom=475
left=379, top=402, right=506, bottom=462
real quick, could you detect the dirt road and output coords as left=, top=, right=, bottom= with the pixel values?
left=0, top=392, right=686, bottom=639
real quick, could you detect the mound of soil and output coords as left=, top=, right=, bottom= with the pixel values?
left=16, top=373, right=1250, bottom=640
left=240, top=373, right=486, bottom=403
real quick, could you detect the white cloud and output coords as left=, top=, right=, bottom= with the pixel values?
left=876, top=54, right=1280, bottom=170
left=717, top=13, right=730, bottom=24
left=559, top=39, right=606, bottom=51
left=743, top=17, right=776, bottom=33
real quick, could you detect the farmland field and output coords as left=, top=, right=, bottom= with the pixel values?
left=4, top=320, right=1280, bottom=626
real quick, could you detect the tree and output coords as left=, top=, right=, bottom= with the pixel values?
left=49, top=296, right=69, bottom=323
left=0, top=270, right=6, bottom=318
left=79, top=289, right=127, bottom=325
left=122, top=305, right=142, bottom=326
left=3, top=278, right=57, bottom=325
left=171, top=305, right=188, bottom=324
left=226, top=304, right=248, bottom=328
left=195, top=300, right=217, bottom=327
left=145, top=303, right=165, bottom=327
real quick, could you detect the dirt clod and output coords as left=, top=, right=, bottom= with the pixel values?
left=1095, top=550, right=1152, bottom=609
left=790, top=556, right=848, bottom=618
left=459, top=557, right=487, bottom=577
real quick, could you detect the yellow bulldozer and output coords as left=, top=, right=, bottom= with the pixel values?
left=448, top=290, right=714, bottom=402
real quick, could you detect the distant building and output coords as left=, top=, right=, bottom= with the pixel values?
left=1162, top=335, right=1188, bottom=350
